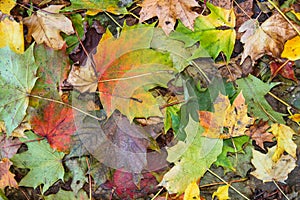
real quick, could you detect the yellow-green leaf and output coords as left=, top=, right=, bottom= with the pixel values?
left=281, top=35, right=300, bottom=61
left=212, top=185, right=230, bottom=200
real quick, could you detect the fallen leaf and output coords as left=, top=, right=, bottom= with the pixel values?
left=236, top=75, right=285, bottom=124
left=251, top=146, right=296, bottom=183
left=269, top=123, right=297, bottom=162
left=30, top=102, right=76, bottom=152
left=281, top=35, right=300, bottom=61
left=184, top=181, right=200, bottom=200
left=270, top=60, right=297, bottom=82
left=0, top=18, right=24, bottom=53
left=159, top=117, right=223, bottom=194
left=139, top=0, right=200, bottom=35
left=234, top=0, right=254, bottom=37
left=171, top=3, right=236, bottom=62
left=0, top=121, right=31, bottom=138
left=65, top=158, right=87, bottom=195
left=212, top=185, right=230, bottom=200
left=0, top=158, right=18, bottom=189
left=44, top=189, right=88, bottom=200
left=199, top=92, right=255, bottom=139
left=239, top=14, right=299, bottom=64
left=0, top=44, right=38, bottom=136
left=289, top=113, right=300, bottom=123
left=0, top=0, right=16, bottom=14
left=11, top=131, right=65, bottom=194
left=24, top=5, right=74, bottom=50
left=245, top=120, right=274, bottom=150
left=0, top=135, right=21, bottom=159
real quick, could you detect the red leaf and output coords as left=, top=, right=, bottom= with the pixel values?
left=31, top=102, right=76, bottom=152
left=270, top=61, right=297, bottom=82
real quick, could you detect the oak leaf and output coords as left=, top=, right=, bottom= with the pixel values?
left=281, top=35, right=300, bottom=61
left=269, top=123, right=297, bottom=162
left=0, top=158, right=18, bottom=189
left=139, top=0, right=200, bottom=35
left=251, top=146, right=296, bottom=183
left=245, top=120, right=274, bottom=151
left=239, top=14, right=299, bottom=64
left=199, top=92, right=255, bottom=139
left=30, top=102, right=76, bottom=152
left=24, top=5, right=74, bottom=50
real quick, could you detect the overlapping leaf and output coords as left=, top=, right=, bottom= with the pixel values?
left=0, top=158, right=18, bottom=189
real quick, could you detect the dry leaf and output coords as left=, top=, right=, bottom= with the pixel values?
left=269, top=123, right=297, bottom=162
left=199, top=92, right=255, bottom=138
left=239, top=14, right=299, bottom=64
left=184, top=181, right=200, bottom=200
left=251, top=146, right=296, bottom=183
left=245, top=120, right=274, bottom=150
left=24, top=5, right=74, bottom=50
left=212, top=185, right=230, bottom=200
left=139, top=0, right=200, bottom=35
left=0, top=158, right=18, bottom=189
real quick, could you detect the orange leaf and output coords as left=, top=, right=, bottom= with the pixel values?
left=0, top=158, right=18, bottom=189
left=31, top=102, right=76, bottom=152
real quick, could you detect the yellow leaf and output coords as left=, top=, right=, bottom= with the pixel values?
left=281, top=35, right=300, bottom=61
left=289, top=113, right=300, bottom=123
left=0, top=18, right=24, bottom=53
left=184, top=181, right=200, bottom=200
left=269, top=124, right=297, bottom=162
left=0, top=0, right=16, bottom=14
left=212, top=185, right=230, bottom=200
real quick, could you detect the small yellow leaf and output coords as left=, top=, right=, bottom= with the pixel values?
left=0, top=0, right=16, bottom=14
left=281, top=35, right=300, bottom=61
left=212, top=185, right=230, bottom=200
left=289, top=113, right=300, bottom=123
left=184, top=181, right=200, bottom=200
left=269, top=123, right=297, bottom=162
left=0, top=18, right=24, bottom=53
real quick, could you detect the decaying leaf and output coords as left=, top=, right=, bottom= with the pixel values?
left=0, top=121, right=31, bottom=138
left=31, top=102, right=76, bottom=152
left=0, top=134, right=21, bottom=159
left=281, top=35, right=300, bottom=61
left=0, top=158, right=18, bottom=189
left=270, top=60, right=297, bottom=82
left=184, top=181, right=200, bottom=200
left=24, top=5, right=74, bottom=50
left=269, top=123, right=297, bottom=162
left=212, top=185, right=230, bottom=200
left=199, top=92, right=255, bottom=138
left=245, top=120, right=274, bottom=150
left=239, top=14, right=299, bottom=64
left=0, top=0, right=16, bottom=14
left=0, top=18, right=24, bottom=53
left=0, top=45, right=38, bottom=136
left=139, top=0, right=200, bottom=35
left=11, top=131, right=65, bottom=194
left=251, top=146, right=296, bottom=183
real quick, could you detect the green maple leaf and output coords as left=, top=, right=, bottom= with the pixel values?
left=159, top=117, right=223, bottom=194
left=0, top=45, right=38, bottom=135
left=236, top=75, right=285, bottom=124
left=171, top=3, right=236, bottom=62
left=11, top=131, right=65, bottom=194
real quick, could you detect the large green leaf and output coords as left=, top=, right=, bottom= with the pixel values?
left=236, top=75, right=285, bottom=124
left=171, top=3, right=236, bottom=62
left=11, top=131, right=65, bottom=194
left=159, top=117, right=223, bottom=194
left=0, top=45, right=38, bottom=135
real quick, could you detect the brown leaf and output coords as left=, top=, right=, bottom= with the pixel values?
left=234, top=0, right=254, bottom=39
left=245, top=120, right=274, bottom=150
left=270, top=60, right=297, bottom=82
left=24, top=5, right=74, bottom=50
left=139, top=0, right=200, bottom=35
left=0, top=135, right=21, bottom=159
left=210, top=0, right=232, bottom=9
left=0, top=158, right=18, bottom=189
left=239, top=13, right=299, bottom=64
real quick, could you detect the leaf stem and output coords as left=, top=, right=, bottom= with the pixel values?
left=104, top=11, right=123, bottom=29
left=207, top=168, right=250, bottom=200
left=272, top=180, right=290, bottom=200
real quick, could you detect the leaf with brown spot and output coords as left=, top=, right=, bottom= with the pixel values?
left=0, top=158, right=18, bottom=189
left=245, top=120, right=274, bottom=150
left=139, top=0, right=200, bottom=35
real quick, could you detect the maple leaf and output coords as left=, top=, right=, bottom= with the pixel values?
left=171, top=3, right=236, bottom=62
left=184, top=181, right=200, bottom=200
left=270, top=60, right=297, bottom=82
left=281, top=35, right=300, bottom=61
left=139, top=0, right=200, bottom=35
left=245, top=120, right=274, bottom=151
left=268, top=123, right=297, bottom=162
left=30, top=102, right=76, bottom=152
left=238, top=14, right=299, bottom=64
left=0, top=44, right=39, bottom=136
left=0, top=158, right=18, bottom=189
left=0, top=18, right=24, bottom=53
left=24, top=5, right=74, bottom=50
left=212, top=185, right=230, bottom=200
left=0, top=0, right=16, bottom=14
left=44, top=189, right=89, bottom=200
left=251, top=146, right=296, bottom=183
left=11, top=131, right=65, bottom=194
left=0, top=135, right=21, bottom=159
left=199, top=92, right=255, bottom=139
